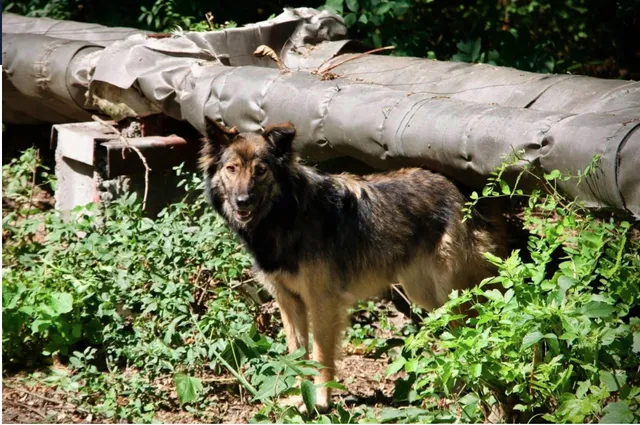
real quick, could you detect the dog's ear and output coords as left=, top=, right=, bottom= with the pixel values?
left=264, top=122, right=296, bottom=158
left=204, top=116, right=238, bottom=147
left=200, top=117, right=239, bottom=173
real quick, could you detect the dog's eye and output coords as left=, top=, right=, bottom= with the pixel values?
left=226, top=165, right=236, bottom=173
left=255, top=165, right=267, bottom=176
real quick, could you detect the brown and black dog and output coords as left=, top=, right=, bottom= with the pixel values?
left=199, top=118, right=507, bottom=412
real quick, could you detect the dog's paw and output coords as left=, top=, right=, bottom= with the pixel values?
left=280, top=395, right=330, bottom=415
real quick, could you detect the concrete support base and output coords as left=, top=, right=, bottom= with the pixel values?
left=51, top=121, right=200, bottom=219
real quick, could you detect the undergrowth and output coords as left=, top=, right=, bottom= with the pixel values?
left=2, top=152, right=329, bottom=423
left=388, top=154, right=640, bottom=423
left=3, top=147, right=639, bottom=423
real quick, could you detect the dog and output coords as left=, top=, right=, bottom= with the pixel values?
left=199, top=117, right=508, bottom=412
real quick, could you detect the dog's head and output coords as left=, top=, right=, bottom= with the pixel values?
left=199, top=117, right=296, bottom=227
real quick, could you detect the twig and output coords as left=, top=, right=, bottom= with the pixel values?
left=229, top=276, right=256, bottom=289
left=205, top=12, right=215, bottom=30
left=253, top=45, right=289, bottom=72
left=202, top=377, right=237, bottom=384
left=3, top=384, right=91, bottom=414
left=3, top=399, right=47, bottom=419
left=92, top=115, right=152, bottom=210
left=24, top=149, right=39, bottom=221
left=317, top=46, right=395, bottom=75
left=194, top=266, right=209, bottom=305
left=4, top=384, right=62, bottom=405
left=391, top=283, right=424, bottom=322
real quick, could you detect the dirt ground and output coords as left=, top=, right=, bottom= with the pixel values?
left=2, top=303, right=409, bottom=424
left=2, top=344, right=403, bottom=424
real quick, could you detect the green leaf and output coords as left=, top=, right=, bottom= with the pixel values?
left=470, top=363, right=482, bottom=378
left=555, top=395, right=596, bottom=423
left=386, top=357, right=405, bottom=376
left=300, top=380, right=316, bottom=414
left=324, top=0, right=344, bottom=14
left=544, top=169, right=562, bottom=181
left=345, top=0, right=358, bottom=12
left=483, top=289, right=503, bottom=302
left=323, top=381, right=347, bottom=391
left=459, top=392, right=480, bottom=420
left=558, top=275, right=575, bottom=292
left=174, top=373, right=203, bottom=405
left=378, top=407, right=428, bottom=423
left=317, top=415, right=332, bottom=424
left=600, top=327, right=617, bottom=346
left=49, top=292, right=73, bottom=315
left=471, top=38, right=482, bottom=62
left=377, top=2, right=393, bottom=15
left=31, top=319, right=50, bottom=334
left=600, top=401, right=633, bottom=423
left=599, top=370, right=627, bottom=392
left=545, top=333, right=560, bottom=353
left=459, top=392, right=480, bottom=406
left=344, top=13, right=356, bottom=26
left=499, top=180, right=511, bottom=195
left=633, top=332, right=640, bottom=353
left=580, top=301, right=614, bottom=318
left=522, top=330, right=544, bottom=348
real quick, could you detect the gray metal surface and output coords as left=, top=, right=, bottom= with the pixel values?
left=2, top=33, right=101, bottom=123
left=2, top=9, right=639, bottom=218
left=317, top=55, right=640, bottom=117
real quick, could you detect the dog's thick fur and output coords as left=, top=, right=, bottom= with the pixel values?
left=200, top=118, right=508, bottom=412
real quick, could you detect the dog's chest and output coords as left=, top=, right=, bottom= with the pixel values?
left=260, top=267, right=309, bottom=297
left=244, top=223, right=303, bottom=274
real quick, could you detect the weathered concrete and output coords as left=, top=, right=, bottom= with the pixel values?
left=51, top=121, right=200, bottom=218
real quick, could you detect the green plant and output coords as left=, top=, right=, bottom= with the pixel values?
left=387, top=156, right=640, bottom=423
left=139, top=0, right=196, bottom=32
left=2, top=156, right=334, bottom=422
left=322, top=0, right=638, bottom=76
left=2, top=148, right=53, bottom=215
left=4, top=146, right=639, bottom=423
left=3, top=0, right=74, bottom=20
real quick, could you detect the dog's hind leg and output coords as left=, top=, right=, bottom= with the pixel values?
left=398, top=255, right=455, bottom=312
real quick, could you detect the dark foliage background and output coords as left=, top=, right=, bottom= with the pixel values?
left=4, top=0, right=640, bottom=78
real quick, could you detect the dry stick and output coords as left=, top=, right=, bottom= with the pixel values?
left=3, top=399, right=47, bottom=419
left=202, top=377, right=236, bottom=384
left=24, top=149, right=39, bottom=221
left=4, top=385, right=62, bottom=405
left=391, top=283, right=424, bottom=321
left=91, top=115, right=152, bottom=210
left=3, top=384, right=91, bottom=414
left=194, top=266, right=209, bottom=305
left=317, top=46, right=396, bottom=75
left=253, top=45, right=288, bottom=72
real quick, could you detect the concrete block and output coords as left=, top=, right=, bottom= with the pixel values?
left=51, top=120, right=200, bottom=218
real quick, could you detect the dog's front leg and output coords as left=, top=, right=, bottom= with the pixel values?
left=272, top=286, right=309, bottom=356
left=307, top=294, right=347, bottom=413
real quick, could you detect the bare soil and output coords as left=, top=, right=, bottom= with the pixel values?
left=2, top=330, right=406, bottom=424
